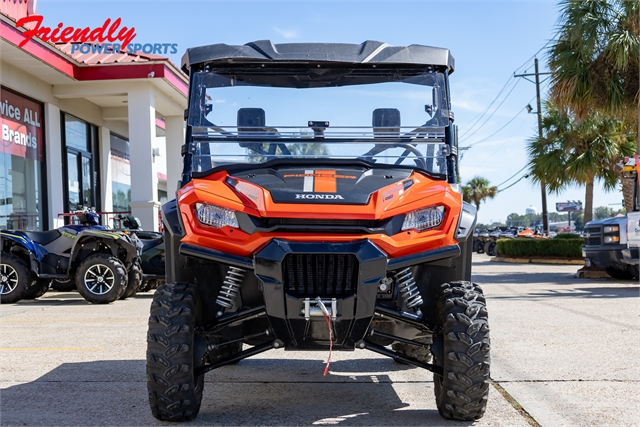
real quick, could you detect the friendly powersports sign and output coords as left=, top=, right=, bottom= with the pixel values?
left=556, top=201, right=582, bottom=212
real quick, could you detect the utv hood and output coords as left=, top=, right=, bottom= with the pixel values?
left=226, top=165, right=413, bottom=205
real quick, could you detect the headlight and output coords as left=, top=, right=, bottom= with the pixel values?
left=401, top=206, right=445, bottom=231
left=195, top=203, right=239, bottom=228
left=603, top=226, right=619, bottom=233
left=604, top=235, right=620, bottom=244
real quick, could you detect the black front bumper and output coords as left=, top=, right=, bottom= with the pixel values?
left=180, top=240, right=460, bottom=349
left=583, top=244, right=627, bottom=269
left=621, top=247, right=639, bottom=265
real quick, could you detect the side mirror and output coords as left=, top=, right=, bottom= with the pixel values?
left=425, top=105, right=434, bottom=117
left=425, top=87, right=440, bottom=118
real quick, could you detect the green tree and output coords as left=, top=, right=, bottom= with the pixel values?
left=287, top=142, right=329, bottom=157
left=549, top=212, right=568, bottom=222
left=593, top=205, right=626, bottom=219
left=527, top=103, right=635, bottom=223
left=462, top=177, right=497, bottom=211
left=549, top=0, right=639, bottom=129
left=593, top=206, right=616, bottom=219
left=548, top=0, right=639, bottom=210
left=573, top=212, right=584, bottom=231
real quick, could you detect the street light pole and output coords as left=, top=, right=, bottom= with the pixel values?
left=515, top=57, right=551, bottom=235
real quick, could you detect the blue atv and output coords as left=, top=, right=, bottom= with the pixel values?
left=0, top=211, right=141, bottom=304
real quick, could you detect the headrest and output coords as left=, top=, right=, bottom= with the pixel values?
left=372, top=108, right=401, bottom=134
left=237, top=108, right=265, bottom=130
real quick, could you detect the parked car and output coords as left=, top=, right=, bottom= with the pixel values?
left=582, top=216, right=638, bottom=279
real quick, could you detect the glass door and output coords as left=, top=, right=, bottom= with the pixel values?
left=63, top=114, right=100, bottom=221
left=67, top=151, right=80, bottom=211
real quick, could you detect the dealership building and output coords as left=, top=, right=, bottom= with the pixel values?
left=0, top=0, right=188, bottom=231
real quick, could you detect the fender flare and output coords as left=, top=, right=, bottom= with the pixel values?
left=0, top=231, right=42, bottom=273
left=70, top=230, right=138, bottom=268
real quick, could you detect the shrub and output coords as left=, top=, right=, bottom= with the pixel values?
left=553, top=233, right=581, bottom=239
left=496, top=237, right=583, bottom=258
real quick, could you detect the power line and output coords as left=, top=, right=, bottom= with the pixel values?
left=460, top=78, right=520, bottom=139
left=513, top=38, right=556, bottom=74
left=497, top=174, right=529, bottom=193
left=460, top=76, right=517, bottom=132
left=496, top=164, right=530, bottom=188
left=465, top=94, right=536, bottom=147
left=461, top=78, right=550, bottom=150
left=460, top=39, right=555, bottom=139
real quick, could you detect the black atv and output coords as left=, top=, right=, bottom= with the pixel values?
left=473, top=229, right=487, bottom=254
left=146, top=40, right=490, bottom=422
left=112, top=214, right=165, bottom=292
left=0, top=210, right=140, bottom=304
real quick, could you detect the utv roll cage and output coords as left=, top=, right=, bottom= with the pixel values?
left=179, top=40, right=459, bottom=185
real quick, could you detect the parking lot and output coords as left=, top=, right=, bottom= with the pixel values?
left=1, top=255, right=638, bottom=427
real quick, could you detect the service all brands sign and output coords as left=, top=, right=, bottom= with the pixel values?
left=0, top=87, right=43, bottom=162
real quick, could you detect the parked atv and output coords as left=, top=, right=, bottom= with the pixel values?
left=0, top=210, right=140, bottom=304
left=483, top=228, right=502, bottom=256
left=146, top=41, right=490, bottom=423
left=473, top=229, right=487, bottom=253
left=112, top=214, right=165, bottom=292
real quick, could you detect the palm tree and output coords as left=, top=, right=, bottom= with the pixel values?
left=462, top=177, right=497, bottom=211
left=549, top=0, right=639, bottom=128
left=548, top=0, right=639, bottom=211
left=527, top=102, right=635, bottom=223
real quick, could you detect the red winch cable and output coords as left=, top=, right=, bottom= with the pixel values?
left=322, top=310, right=333, bottom=376
left=315, top=297, right=333, bottom=376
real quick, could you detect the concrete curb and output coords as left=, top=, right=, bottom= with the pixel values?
left=491, top=256, right=584, bottom=265
left=574, top=269, right=612, bottom=279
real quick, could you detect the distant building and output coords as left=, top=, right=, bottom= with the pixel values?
left=525, top=205, right=537, bottom=215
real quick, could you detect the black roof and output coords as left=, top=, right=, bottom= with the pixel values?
left=181, top=40, right=454, bottom=74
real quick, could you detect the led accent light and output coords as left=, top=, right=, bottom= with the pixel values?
left=603, top=235, right=620, bottom=244
left=401, top=206, right=445, bottom=231
left=603, top=226, right=619, bottom=234
left=195, top=203, right=239, bottom=228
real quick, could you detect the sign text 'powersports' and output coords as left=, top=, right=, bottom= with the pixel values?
left=15, top=15, right=177, bottom=55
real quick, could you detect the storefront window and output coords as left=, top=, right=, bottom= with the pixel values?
left=110, top=133, right=131, bottom=212
left=63, top=114, right=99, bottom=214
left=64, top=116, right=89, bottom=151
left=0, top=87, right=45, bottom=230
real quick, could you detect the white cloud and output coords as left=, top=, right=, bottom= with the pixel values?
left=274, top=27, right=298, bottom=39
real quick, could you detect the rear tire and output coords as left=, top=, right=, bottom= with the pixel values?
left=433, top=281, right=490, bottom=421
left=605, top=266, right=634, bottom=280
left=120, top=260, right=142, bottom=300
left=0, top=253, right=30, bottom=304
left=22, top=279, right=51, bottom=300
left=483, top=241, right=496, bottom=256
left=147, top=282, right=203, bottom=421
left=75, top=253, right=127, bottom=304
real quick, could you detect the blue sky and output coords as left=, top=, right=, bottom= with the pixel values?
left=38, top=1, right=624, bottom=224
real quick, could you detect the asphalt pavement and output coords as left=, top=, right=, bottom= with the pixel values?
left=1, top=255, right=638, bottom=426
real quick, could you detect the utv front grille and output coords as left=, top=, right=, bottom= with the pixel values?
left=283, top=253, right=359, bottom=298
left=583, top=226, right=602, bottom=246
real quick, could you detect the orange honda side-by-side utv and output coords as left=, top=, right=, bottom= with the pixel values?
left=147, top=40, right=490, bottom=422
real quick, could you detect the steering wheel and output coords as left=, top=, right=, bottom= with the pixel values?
left=360, top=143, right=425, bottom=168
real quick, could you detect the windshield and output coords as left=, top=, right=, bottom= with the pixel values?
left=187, top=68, right=450, bottom=176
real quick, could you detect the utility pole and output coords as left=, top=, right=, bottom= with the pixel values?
left=514, top=58, right=552, bottom=234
